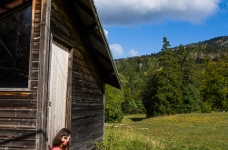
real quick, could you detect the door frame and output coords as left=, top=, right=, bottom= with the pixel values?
left=47, top=34, right=73, bottom=146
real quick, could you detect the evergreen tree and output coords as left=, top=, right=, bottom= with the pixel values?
left=142, top=37, right=183, bottom=117
left=176, top=45, right=201, bottom=112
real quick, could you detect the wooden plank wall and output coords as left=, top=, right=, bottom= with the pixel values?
left=0, top=91, right=37, bottom=149
left=51, top=0, right=104, bottom=149
left=0, top=0, right=46, bottom=149
left=71, top=51, right=104, bottom=150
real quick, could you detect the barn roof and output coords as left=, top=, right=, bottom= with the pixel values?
left=72, top=0, right=122, bottom=89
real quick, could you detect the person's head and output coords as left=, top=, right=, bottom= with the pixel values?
left=52, top=128, right=71, bottom=148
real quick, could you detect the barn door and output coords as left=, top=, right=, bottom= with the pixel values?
left=48, top=40, right=70, bottom=146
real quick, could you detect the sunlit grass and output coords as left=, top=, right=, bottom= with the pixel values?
left=99, top=112, right=228, bottom=150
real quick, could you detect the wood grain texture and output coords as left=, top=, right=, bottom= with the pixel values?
left=35, top=0, right=51, bottom=149
left=70, top=32, right=104, bottom=150
left=0, top=91, right=37, bottom=99
left=47, top=42, right=69, bottom=145
left=0, top=93, right=37, bottom=149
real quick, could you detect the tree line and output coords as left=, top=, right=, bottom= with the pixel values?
left=105, top=36, right=228, bottom=122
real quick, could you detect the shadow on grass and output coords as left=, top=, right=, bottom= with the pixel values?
left=129, top=117, right=146, bottom=122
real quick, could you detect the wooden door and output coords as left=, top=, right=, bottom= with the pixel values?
left=48, top=41, right=70, bottom=145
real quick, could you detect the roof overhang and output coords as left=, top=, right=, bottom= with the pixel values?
left=72, top=0, right=122, bottom=89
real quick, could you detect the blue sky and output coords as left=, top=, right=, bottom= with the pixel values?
left=94, top=0, right=228, bottom=59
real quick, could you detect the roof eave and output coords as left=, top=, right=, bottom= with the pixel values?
left=88, top=0, right=122, bottom=89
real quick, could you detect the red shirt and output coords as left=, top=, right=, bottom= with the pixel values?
left=52, top=147, right=66, bottom=150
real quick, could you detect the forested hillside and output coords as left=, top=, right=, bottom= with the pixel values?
left=105, top=36, right=228, bottom=122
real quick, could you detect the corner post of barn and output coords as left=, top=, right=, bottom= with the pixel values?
left=36, top=0, right=51, bottom=149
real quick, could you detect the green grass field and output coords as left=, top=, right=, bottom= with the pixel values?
left=97, top=112, right=228, bottom=150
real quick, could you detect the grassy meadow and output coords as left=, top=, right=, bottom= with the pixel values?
left=96, top=112, right=228, bottom=150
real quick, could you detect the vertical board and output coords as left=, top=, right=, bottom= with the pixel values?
left=48, top=41, right=69, bottom=145
left=35, top=0, right=51, bottom=149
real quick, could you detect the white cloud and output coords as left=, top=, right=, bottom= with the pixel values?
left=110, top=44, right=123, bottom=56
left=104, top=29, right=108, bottom=38
left=129, top=49, right=138, bottom=57
left=94, top=0, right=221, bottom=26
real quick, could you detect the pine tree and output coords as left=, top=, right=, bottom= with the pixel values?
left=142, top=37, right=183, bottom=117
left=176, top=45, right=201, bottom=112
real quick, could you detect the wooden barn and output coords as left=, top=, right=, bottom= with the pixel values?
left=0, top=0, right=121, bottom=149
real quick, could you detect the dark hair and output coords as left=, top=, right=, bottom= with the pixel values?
left=52, top=128, right=71, bottom=148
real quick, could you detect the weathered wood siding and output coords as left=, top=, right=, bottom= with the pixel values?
left=50, top=0, right=104, bottom=149
left=71, top=51, right=104, bottom=150
left=0, top=91, right=37, bottom=149
left=35, top=0, right=50, bottom=148
left=0, top=0, right=41, bottom=149
left=0, top=0, right=50, bottom=149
